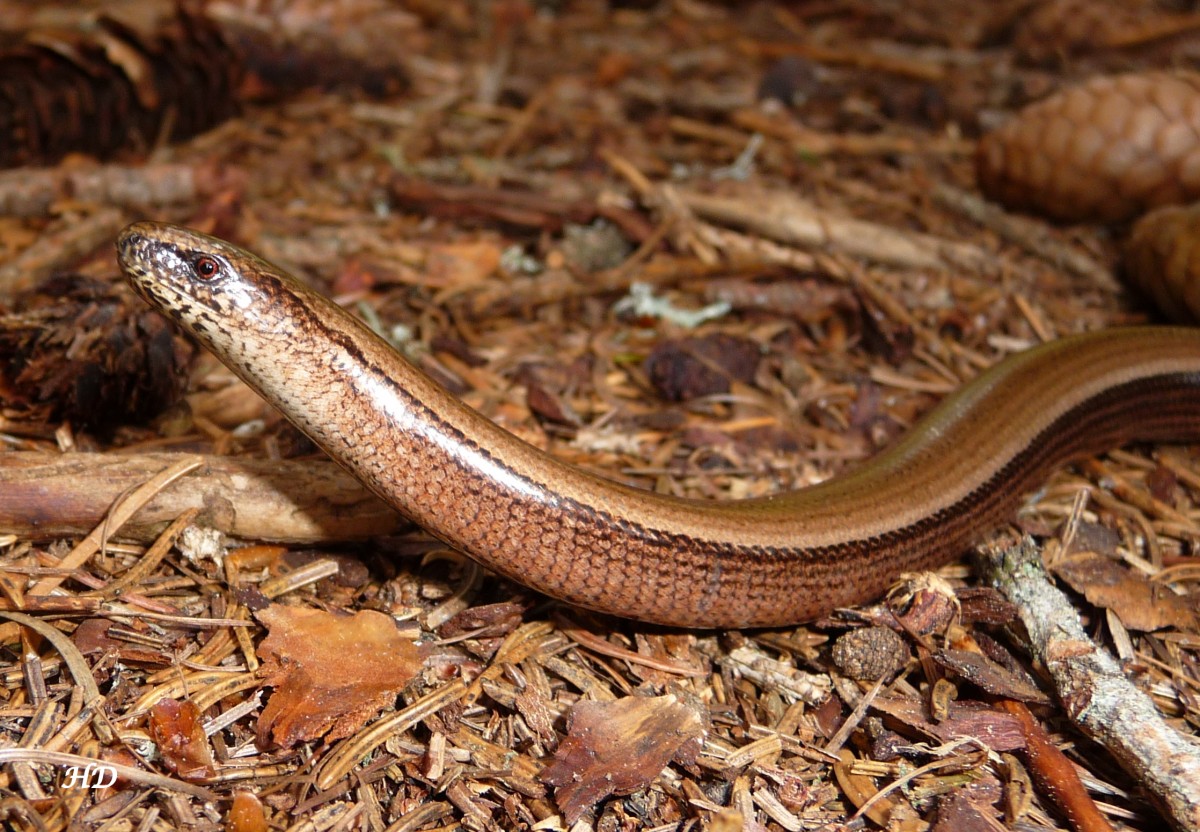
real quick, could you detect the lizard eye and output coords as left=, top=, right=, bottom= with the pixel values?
left=193, top=256, right=220, bottom=280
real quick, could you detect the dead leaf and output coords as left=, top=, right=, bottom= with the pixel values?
left=834, top=748, right=929, bottom=831
left=73, top=617, right=175, bottom=667
left=148, top=698, right=215, bottom=780
left=255, top=605, right=425, bottom=749
left=541, top=693, right=706, bottom=824
left=425, top=241, right=502, bottom=289
left=1055, top=554, right=1195, bottom=631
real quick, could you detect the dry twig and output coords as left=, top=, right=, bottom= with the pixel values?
left=979, top=536, right=1200, bottom=832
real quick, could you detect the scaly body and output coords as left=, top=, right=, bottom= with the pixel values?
left=117, top=222, right=1200, bottom=627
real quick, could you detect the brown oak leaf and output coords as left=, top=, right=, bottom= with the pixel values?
left=255, top=605, right=424, bottom=749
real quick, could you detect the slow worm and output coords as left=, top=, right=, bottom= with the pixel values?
left=116, top=222, right=1200, bottom=627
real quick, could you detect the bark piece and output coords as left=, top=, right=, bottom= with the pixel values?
left=541, top=694, right=705, bottom=824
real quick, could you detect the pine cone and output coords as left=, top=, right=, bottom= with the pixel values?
left=0, top=7, right=241, bottom=168
left=0, top=274, right=194, bottom=433
left=977, top=72, right=1200, bottom=223
left=1011, top=0, right=1142, bottom=65
left=1124, top=203, right=1200, bottom=323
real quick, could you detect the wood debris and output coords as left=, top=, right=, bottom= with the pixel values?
left=541, top=693, right=706, bottom=824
